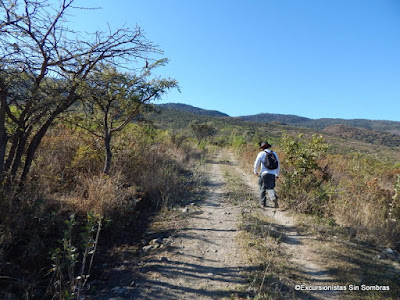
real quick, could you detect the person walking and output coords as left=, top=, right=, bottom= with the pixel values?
left=254, top=141, right=280, bottom=208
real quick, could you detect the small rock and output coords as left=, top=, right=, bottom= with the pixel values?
left=142, top=245, right=154, bottom=252
left=149, top=237, right=164, bottom=245
left=160, top=256, right=169, bottom=262
left=383, top=248, right=396, bottom=255
left=373, top=254, right=382, bottom=261
left=383, top=248, right=398, bottom=260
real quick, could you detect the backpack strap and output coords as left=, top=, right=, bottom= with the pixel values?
left=260, top=150, right=269, bottom=167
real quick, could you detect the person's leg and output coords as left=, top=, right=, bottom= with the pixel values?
left=265, top=174, right=278, bottom=208
left=258, top=175, right=267, bottom=207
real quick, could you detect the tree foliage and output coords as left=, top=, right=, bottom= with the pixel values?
left=0, top=0, right=160, bottom=189
left=72, top=61, right=178, bottom=173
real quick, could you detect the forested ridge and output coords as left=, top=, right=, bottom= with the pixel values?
left=238, top=112, right=400, bottom=134
left=153, top=103, right=400, bottom=148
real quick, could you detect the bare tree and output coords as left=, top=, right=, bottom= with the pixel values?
left=0, top=0, right=160, bottom=188
left=73, top=60, right=178, bottom=174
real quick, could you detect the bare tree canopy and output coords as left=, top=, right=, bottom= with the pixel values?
left=0, top=0, right=164, bottom=187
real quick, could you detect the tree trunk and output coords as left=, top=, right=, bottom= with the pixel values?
left=0, top=89, right=7, bottom=184
left=19, top=117, right=55, bottom=184
left=103, top=131, right=112, bottom=174
left=4, top=132, right=19, bottom=174
left=10, top=128, right=30, bottom=182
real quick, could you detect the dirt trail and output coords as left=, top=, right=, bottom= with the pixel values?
left=131, top=152, right=248, bottom=299
left=91, top=151, right=341, bottom=299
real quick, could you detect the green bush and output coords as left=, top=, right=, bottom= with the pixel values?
left=230, top=134, right=246, bottom=148
left=279, top=133, right=330, bottom=215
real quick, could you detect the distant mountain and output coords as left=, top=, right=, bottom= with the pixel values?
left=158, top=103, right=229, bottom=117
left=155, top=103, right=400, bottom=138
left=238, top=113, right=400, bottom=135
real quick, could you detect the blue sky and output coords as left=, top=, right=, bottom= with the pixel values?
left=73, top=0, right=400, bottom=121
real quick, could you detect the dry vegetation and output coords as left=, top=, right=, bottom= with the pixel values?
left=0, top=124, right=203, bottom=299
left=1, top=117, right=399, bottom=299
left=237, top=134, right=400, bottom=248
left=235, top=133, right=400, bottom=299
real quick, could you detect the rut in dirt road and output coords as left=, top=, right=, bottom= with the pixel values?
left=132, top=153, right=249, bottom=299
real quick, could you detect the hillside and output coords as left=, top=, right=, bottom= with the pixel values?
left=153, top=103, right=400, bottom=148
left=322, top=124, right=400, bottom=147
left=236, top=112, right=311, bottom=125
left=158, top=103, right=229, bottom=117
left=157, top=103, right=400, bottom=135
left=238, top=113, right=400, bottom=135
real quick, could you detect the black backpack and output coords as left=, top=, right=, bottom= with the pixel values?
left=263, top=151, right=278, bottom=170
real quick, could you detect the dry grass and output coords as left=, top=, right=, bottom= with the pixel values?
left=0, top=124, right=203, bottom=299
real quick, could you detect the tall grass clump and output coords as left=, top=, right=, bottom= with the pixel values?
left=328, top=153, right=400, bottom=246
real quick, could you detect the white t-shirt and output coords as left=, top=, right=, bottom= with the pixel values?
left=253, top=149, right=280, bottom=176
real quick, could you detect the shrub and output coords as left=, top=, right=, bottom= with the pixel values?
left=48, top=213, right=102, bottom=300
left=279, top=133, right=330, bottom=215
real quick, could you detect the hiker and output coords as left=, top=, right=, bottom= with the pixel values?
left=254, top=141, right=280, bottom=208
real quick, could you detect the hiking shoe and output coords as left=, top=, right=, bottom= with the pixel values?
left=273, top=200, right=279, bottom=209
